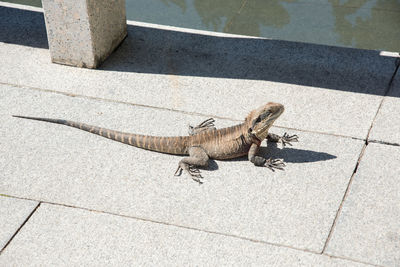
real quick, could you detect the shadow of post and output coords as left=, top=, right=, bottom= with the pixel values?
left=102, top=24, right=396, bottom=96
left=0, top=6, right=48, bottom=49
left=0, top=6, right=397, bottom=96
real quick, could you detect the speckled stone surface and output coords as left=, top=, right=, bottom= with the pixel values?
left=0, top=83, right=364, bottom=252
left=0, top=9, right=395, bottom=138
left=369, top=68, right=400, bottom=145
left=0, top=5, right=398, bottom=265
left=0, top=196, right=38, bottom=251
left=41, top=0, right=127, bottom=68
left=0, top=203, right=368, bottom=266
left=325, top=143, right=400, bottom=266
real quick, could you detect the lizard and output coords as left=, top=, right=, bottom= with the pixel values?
left=13, top=102, right=298, bottom=183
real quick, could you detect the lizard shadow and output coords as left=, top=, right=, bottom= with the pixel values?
left=229, top=141, right=336, bottom=164
left=206, top=159, right=219, bottom=171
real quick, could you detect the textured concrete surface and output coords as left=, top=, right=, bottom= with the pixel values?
left=0, top=38, right=386, bottom=139
left=41, top=0, right=126, bottom=68
left=325, top=143, right=400, bottom=267
left=0, top=203, right=368, bottom=266
left=0, top=6, right=396, bottom=138
left=0, top=196, right=38, bottom=250
left=1, top=3, right=399, bottom=266
left=369, top=68, right=400, bottom=145
left=0, top=83, right=363, bottom=252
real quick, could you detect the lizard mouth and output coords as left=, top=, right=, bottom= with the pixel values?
left=252, top=115, right=280, bottom=138
left=249, top=103, right=284, bottom=139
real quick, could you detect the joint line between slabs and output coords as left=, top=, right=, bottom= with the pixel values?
left=365, top=59, right=399, bottom=144
left=0, top=81, right=239, bottom=121
left=321, top=143, right=367, bottom=253
left=0, top=194, right=376, bottom=266
left=368, top=139, right=400, bottom=147
left=2, top=81, right=374, bottom=143
left=0, top=202, right=41, bottom=255
left=323, top=253, right=385, bottom=267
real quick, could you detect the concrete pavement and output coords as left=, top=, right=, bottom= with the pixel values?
left=1, top=3, right=399, bottom=266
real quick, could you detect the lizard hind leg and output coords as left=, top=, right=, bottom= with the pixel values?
left=188, top=118, right=216, bottom=135
left=174, top=146, right=209, bottom=184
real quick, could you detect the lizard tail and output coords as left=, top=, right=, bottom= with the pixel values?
left=12, top=115, right=189, bottom=155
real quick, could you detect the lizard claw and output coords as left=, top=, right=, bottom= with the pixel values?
left=264, top=158, right=285, bottom=171
left=189, top=118, right=216, bottom=135
left=197, top=118, right=215, bottom=128
left=174, top=165, right=203, bottom=184
left=188, top=166, right=204, bottom=184
left=174, top=166, right=183, bottom=176
left=191, top=175, right=204, bottom=184
left=280, top=132, right=299, bottom=147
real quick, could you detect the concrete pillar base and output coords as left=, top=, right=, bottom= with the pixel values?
left=42, top=0, right=127, bottom=69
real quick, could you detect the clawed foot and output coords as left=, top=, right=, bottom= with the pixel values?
left=197, top=118, right=215, bottom=128
left=174, top=166, right=204, bottom=184
left=264, top=158, right=285, bottom=171
left=189, top=118, right=216, bottom=135
left=280, top=132, right=299, bottom=147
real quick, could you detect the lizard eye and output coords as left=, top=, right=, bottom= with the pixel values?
left=260, top=111, right=270, bottom=121
left=251, top=116, right=261, bottom=129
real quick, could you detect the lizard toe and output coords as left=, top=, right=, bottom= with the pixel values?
left=264, top=158, right=285, bottom=171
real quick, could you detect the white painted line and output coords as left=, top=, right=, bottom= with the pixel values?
left=379, top=51, right=400, bottom=57
left=127, top=20, right=265, bottom=39
left=0, top=2, right=43, bottom=12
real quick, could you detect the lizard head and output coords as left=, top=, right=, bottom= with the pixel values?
left=246, top=102, right=284, bottom=140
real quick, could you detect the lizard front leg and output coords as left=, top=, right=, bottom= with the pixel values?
left=248, top=143, right=285, bottom=171
left=267, top=132, right=298, bottom=147
left=174, top=146, right=209, bottom=184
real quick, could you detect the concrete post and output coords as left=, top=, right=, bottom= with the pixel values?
left=41, top=0, right=127, bottom=68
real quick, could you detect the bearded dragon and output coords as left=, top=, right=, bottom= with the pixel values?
left=13, top=102, right=298, bottom=183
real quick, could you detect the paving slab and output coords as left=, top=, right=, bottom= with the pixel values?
left=1, top=83, right=364, bottom=252
left=325, top=143, right=400, bottom=267
left=0, top=6, right=396, bottom=138
left=0, top=203, right=369, bottom=266
left=0, top=196, right=38, bottom=251
left=369, top=68, right=400, bottom=145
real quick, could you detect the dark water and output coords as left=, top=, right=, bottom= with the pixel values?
left=3, top=0, right=400, bottom=52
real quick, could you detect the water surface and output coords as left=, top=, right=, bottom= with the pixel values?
left=3, top=0, right=399, bottom=52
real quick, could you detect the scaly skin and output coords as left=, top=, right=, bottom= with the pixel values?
left=13, top=102, right=298, bottom=183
